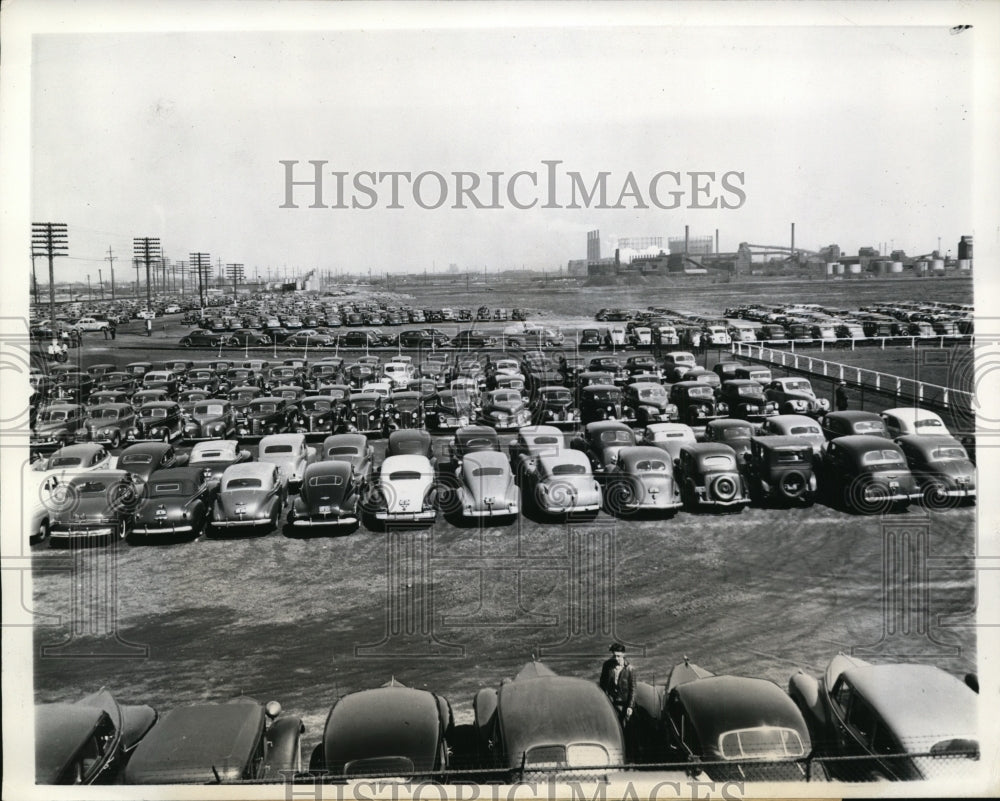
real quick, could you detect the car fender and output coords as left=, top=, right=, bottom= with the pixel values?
left=473, top=687, right=498, bottom=751
left=120, top=703, right=159, bottom=752
left=788, top=671, right=827, bottom=731
left=267, top=715, right=305, bottom=775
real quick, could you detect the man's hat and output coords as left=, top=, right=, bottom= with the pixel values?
left=609, top=642, right=626, bottom=654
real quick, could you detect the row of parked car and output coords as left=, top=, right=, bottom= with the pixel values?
left=37, top=651, right=979, bottom=785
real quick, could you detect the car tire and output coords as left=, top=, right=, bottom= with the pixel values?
left=922, top=480, right=955, bottom=511
left=712, top=475, right=738, bottom=502
left=855, top=482, right=891, bottom=515
left=779, top=470, right=807, bottom=501
left=161, top=430, right=170, bottom=443
left=110, top=432, right=121, bottom=449
left=182, top=341, right=192, bottom=348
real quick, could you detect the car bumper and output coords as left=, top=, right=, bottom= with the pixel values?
left=131, top=523, right=196, bottom=535
left=375, top=510, right=437, bottom=522
left=49, top=526, right=117, bottom=541
left=291, top=515, right=358, bottom=527
left=626, top=497, right=683, bottom=511
left=540, top=501, right=601, bottom=514
left=462, top=505, right=519, bottom=518
left=211, top=518, right=274, bottom=527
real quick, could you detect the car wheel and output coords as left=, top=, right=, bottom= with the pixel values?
left=922, top=480, right=956, bottom=511
left=182, top=341, right=192, bottom=348
left=778, top=470, right=807, bottom=501
left=711, top=475, right=738, bottom=502
left=117, top=519, right=128, bottom=541
left=855, top=482, right=891, bottom=515
left=36, top=519, right=50, bottom=544
left=110, top=432, right=121, bottom=449
left=161, top=430, right=170, bottom=443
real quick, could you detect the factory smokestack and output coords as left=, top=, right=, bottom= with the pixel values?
left=685, top=225, right=689, bottom=255
left=791, top=222, right=795, bottom=255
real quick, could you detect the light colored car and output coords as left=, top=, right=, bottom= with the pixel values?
left=74, top=316, right=109, bottom=331
left=764, top=377, right=830, bottom=416
left=529, top=450, right=602, bottom=516
left=759, top=414, right=826, bottom=454
left=455, top=450, right=520, bottom=519
left=605, top=445, right=683, bottom=515
left=257, top=433, right=316, bottom=490
left=880, top=407, right=951, bottom=439
left=35, top=443, right=114, bottom=476
left=361, top=381, right=393, bottom=400
left=508, top=425, right=565, bottom=482
left=210, top=462, right=285, bottom=533
left=639, top=423, right=697, bottom=461
left=187, top=439, right=252, bottom=481
left=371, top=454, right=437, bottom=526
left=321, top=433, right=375, bottom=484
left=382, top=361, right=415, bottom=389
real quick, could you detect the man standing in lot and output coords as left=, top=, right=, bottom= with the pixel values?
left=835, top=380, right=849, bottom=411
left=109, top=320, right=116, bottom=340
left=600, top=642, right=636, bottom=759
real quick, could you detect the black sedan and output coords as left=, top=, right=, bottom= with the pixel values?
left=287, top=460, right=362, bottom=532
left=179, top=329, right=235, bottom=348
left=129, top=466, right=216, bottom=541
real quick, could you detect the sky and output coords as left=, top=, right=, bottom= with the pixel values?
left=16, top=5, right=992, bottom=282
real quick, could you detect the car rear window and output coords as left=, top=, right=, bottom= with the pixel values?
left=50, top=457, right=83, bottom=467
left=472, top=467, right=504, bottom=477
left=255, top=403, right=277, bottom=412
left=703, top=455, right=735, bottom=470
left=226, top=477, right=262, bottom=489
left=914, top=418, right=945, bottom=429
left=150, top=481, right=192, bottom=496
left=75, top=480, right=111, bottom=494
left=389, top=471, right=424, bottom=481
left=737, top=385, right=762, bottom=397
left=264, top=445, right=294, bottom=454
left=193, top=450, right=224, bottom=460
left=931, top=446, right=968, bottom=460
left=142, top=408, right=169, bottom=418
left=635, top=460, right=666, bottom=471
left=719, top=727, right=805, bottom=759
left=121, top=454, right=152, bottom=464
left=552, top=464, right=586, bottom=475
left=600, top=431, right=633, bottom=444
left=789, top=426, right=820, bottom=436
left=855, top=421, right=886, bottom=433
left=531, top=436, right=560, bottom=445
left=785, top=380, right=811, bottom=392
left=686, top=386, right=713, bottom=398
left=309, top=474, right=345, bottom=487
left=861, top=449, right=906, bottom=465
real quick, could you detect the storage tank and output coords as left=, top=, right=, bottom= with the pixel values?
left=959, top=235, right=973, bottom=260
left=916, top=260, right=929, bottom=274
left=890, top=261, right=903, bottom=273
left=932, top=259, right=945, bottom=271
left=825, top=263, right=836, bottom=276
left=848, top=263, right=862, bottom=275
left=872, top=261, right=887, bottom=274
left=958, top=259, right=972, bottom=271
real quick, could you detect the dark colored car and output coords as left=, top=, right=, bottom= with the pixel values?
left=744, top=435, right=817, bottom=506
left=237, top=396, right=293, bottom=437
left=231, top=328, right=272, bottom=346
left=309, top=679, right=453, bottom=778
left=130, top=388, right=170, bottom=414
left=452, top=330, right=498, bottom=349
left=478, top=389, right=531, bottom=431
left=381, top=390, right=424, bottom=432
left=125, top=401, right=183, bottom=443
left=474, top=661, right=624, bottom=779
left=48, top=470, right=141, bottom=545
left=579, top=384, right=625, bottom=425
left=588, top=356, right=626, bottom=384
left=703, top=419, right=755, bottom=463
left=211, top=462, right=286, bottom=534
left=425, top=389, right=475, bottom=431
left=32, top=403, right=87, bottom=449
left=73, top=403, right=135, bottom=448
left=578, top=328, right=602, bottom=349
left=117, top=441, right=183, bottom=482
left=321, top=433, right=375, bottom=484
left=623, top=382, right=677, bottom=425
left=557, top=354, right=589, bottom=385
left=228, top=385, right=263, bottom=419
left=675, top=442, right=749, bottom=511
left=634, top=661, right=814, bottom=781
left=179, top=329, right=234, bottom=347
left=95, top=371, right=137, bottom=394
left=293, top=394, right=343, bottom=435
left=820, top=410, right=889, bottom=441
left=124, top=697, right=303, bottom=783
left=819, top=435, right=921, bottom=513
left=668, top=381, right=723, bottom=427
left=53, top=371, right=95, bottom=403
left=184, top=368, right=221, bottom=394
left=35, top=689, right=157, bottom=784
left=287, top=460, right=362, bottom=530
left=397, top=329, right=440, bottom=349
left=719, top=379, right=777, bottom=422
left=130, top=466, right=217, bottom=540
left=386, top=428, right=435, bottom=466
left=343, top=392, right=384, bottom=434
left=449, top=424, right=501, bottom=465
left=896, top=434, right=976, bottom=508
left=220, top=366, right=261, bottom=394
left=788, top=654, right=978, bottom=781
left=181, top=399, right=236, bottom=441
left=531, top=385, right=578, bottom=427
left=764, top=377, right=830, bottom=417
left=570, top=420, right=638, bottom=477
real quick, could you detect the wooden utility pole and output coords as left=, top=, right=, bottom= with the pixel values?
left=105, top=246, right=117, bottom=300
left=31, top=222, right=68, bottom=334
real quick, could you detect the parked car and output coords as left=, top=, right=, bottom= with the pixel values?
left=309, top=679, right=453, bottom=778
left=179, top=329, right=234, bottom=348
left=257, top=433, right=316, bottom=491
left=604, top=445, right=682, bottom=516
left=734, top=365, right=773, bottom=385
left=448, top=424, right=501, bottom=466
left=125, top=401, right=183, bottom=443
left=369, top=454, right=437, bottom=527
left=184, top=368, right=221, bottom=394
left=187, top=439, right=252, bottom=482
left=719, top=379, right=778, bottom=422
left=623, top=382, right=677, bottom=426
left=292, top=395, right=343, bottom=435
left=764, top=377, right=830, bottom=417
left=578, top=384, right=625, bottom=425
left=880, top=407, right=951, bottom=439
left=287, top=460, right=362, bottom=531
left=675, top=443, right=749, bottom=511
left=210, top=462, right=286, bottom=534
left=129, top=466, right=217, bottom=540
left=819, top=435, right=921, bottom=513
left=342, top=392, right=384, bottom=435
left=452, top=450, right=520, bottom=520
left=896, top=434, right=976, bottom=508
left=474, top=661, right=623, bottom=780
left=53, top=372, right=95, bottom=403
left=124, top=697, right=303, bottom=783
left=703, top=419, right=755, bottom=462
left=32, top=403, right=87, bottom=449
left=385, top=429, right=435, bottom=469
left=383, top=390, right=425, bottom=432
left=35, top=689, right=157, bottom=784
left=634, top=661, right=814, bottom=781
left=70, top=403, right=134, bottom=448
left=321, top=433, right=375, bottom=484
left=141, top=370, right=180, bottom=396
left=475, top=388, right=531, bottom=431
left=821, top=410, right=889, bottom=441
left=570, top=421, right=638, bottom=477
left=116, top=442, right=182, bottom=482
left=661, top=351, right=697, bottom=379
left=528, top=386, right=577, bottom=427
left=669, top=381, right=723, bottom=428
left=758, top=414, right=826, bottom=455
left=788, top=654, right=978, bottom=781
left=578, top=328, right=602, bottom=349
left=48, top=470, right=141, bottom=545
left=744, top=436, right=817, bottom=506
left=508, top=425, right=565, bottom=483
left=181, top=399, right=236, bottom=441
left=639, top=423, right=697, bottom=461
left=237, top=396, right=293, bottom=437
left=526, top=451, right=602, bottom=516
left=36, top=443, right=113, bottom=475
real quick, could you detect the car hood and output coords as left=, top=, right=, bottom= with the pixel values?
left=36, top=420, right=73, bottom=434
left=487, top=400, right=525, bottom=414
left=190, top=413, right=227, bottom=425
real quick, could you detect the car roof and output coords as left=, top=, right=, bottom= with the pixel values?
left=259, top=433, right=305, bottom=447
left=675, top=676, right=810, bottom=754
left=381, top=454, right=433, bottom=473
left=146, top=466, right=205, bottom=484
left=86, top=402, right=133, bottom=412
left=707, top=419, right=753, bottom=430
left=645, top=422, right=695, bottom=436
left=305, top=460, right=353, bottom=478
left=618, top=446, right=673, bottom=466
left=881, top=407, right=944, bottom=422
left=322, top=685, right=445, bottom=774
left=895, top=434, right=966, bottom=454
left=120, top=442, right=172, bottom=457
left=35, top=703, right=108, bottom=783
left=190, top=440, right=239, bottom=459
left=751, top=435, right=814, bottom=450
left=388, top=428, right=431, bottom=445
left=66, top=469, right=130, bottom=484
left=585, top=420, right=633, bottom=434
left=323, top=433, right=368, bottom=449
left=137, top=401, right=179, bottom=409
left=222, top=462, right=275, bottom=480
left=51, top=443, right=106, bottom=458
left=125, top=700, right=264, bottom=783
left=841, top=664, right=977, bottom=748
left=824, top=410, right=882, bottom=422
left=629, top=381, right=665, bottom=391
left=582, top=383, right=620, bottom=392
left=518, top=425, right=564, bottom=439
left=832, top=434, right=905, bottom=452
left=463, top=450, right=510, bottom=471
left=456, top=425, right=499, bottom=438
left=681, top=442, right=737, bottom=457
left=538, top=450, right=591, bottom=471
left=769, top=414, right=820, bottom=427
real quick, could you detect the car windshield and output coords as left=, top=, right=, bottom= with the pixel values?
left=309, top=474, right=345, bottom=487
left=42, top=410, right=68, bottom=421
left=142, top=408, right=169, bottom=418
left=494, top=392, right=520, bottom=403
left=789, top=425, right=820, bottom=436
left=600, top=431, right=633, bottom=444
left=191, top=371, right=214, bottom=380
left=855, top=421, right=886, bottom=434
left=686, top=386, right=713, bottom=398
left=635, top=460, right=667, bottom=471
left=589, top=390, right=620, bottom=402
left=389, top=471, right=424, bottom=481
left=150, top=481, right=194, bottom=496
left=226, top=477, right=263, bottom=489
left=931, top=446, right=969, bottom=460
left=737, top=385, right=763, bottom=397
left=75, top=480, right=112, bottom=494
left=749, top=371, right=770, bottom=381
left=121, top=454, right=152, bottom=464
left=303, top=400, right=331, bottom=412
left=195, top=404, right=225, bottom=416
left=264, top=444, right=293, bottom=454
left=393, top=397, right=419, bottom=410
left=719, top=427, right=752, bottom=440
left=861, top=449, right=906, bottom=466
left=638, top=388, right=667, bottom=401
left=192, top=450, right=225, bottom=461
left=703, top=455, right=736, bottom=470
left=719, top=728, right=805, bottom=760
left=784, top=380, right=812, bottom=393
left=91, top=408, right=121, bottom=419
left=254, top=403, right=277, bottom=413
left=772, top=450, right=809, bottom=464
left=353, top=399, right=377, bottom=410
left=50, top=456, right=82, bottom=467
left=543, top=390, right=572, bottom=403
left=233, top=390, right=257, bottom=401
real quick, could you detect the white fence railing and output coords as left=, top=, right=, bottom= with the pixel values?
left=731, top=342, right=975, bottom=412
